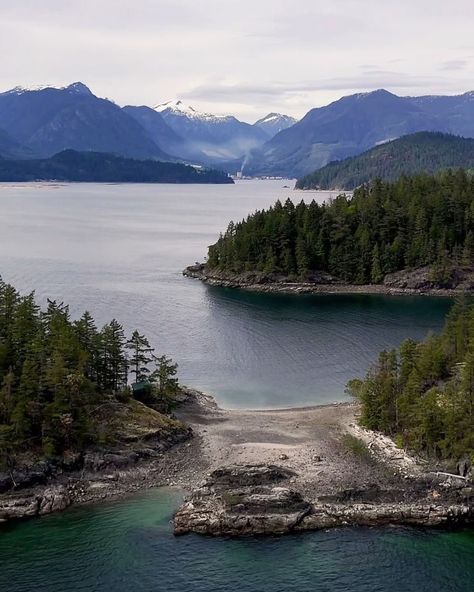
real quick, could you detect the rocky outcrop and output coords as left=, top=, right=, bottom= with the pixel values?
left=0, top=486, right=71, bottom=521
left=183, top=264, right=341, bottom=292
left=383, top=265, right=474, bottom=292
left=174, top=464, right=474, bottom=537
left=184, top=263, right=474, bottom=296
left=0, top=398, right=192, bottom=523
left=174, top=465, right=311, bottom=536
left=297, top=502, right=474, bottom=531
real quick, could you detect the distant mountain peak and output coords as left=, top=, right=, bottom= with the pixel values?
left=153, top=99, right=232, bottom=122
left=4, top=81, right=93, bottom=96
left=66, top=82, right=93, bottom=95
left=351, top=89, right=397, bottom=101
left=254, top=112, right=297, bottom=138
left=255, top=112, right=296, bottom=125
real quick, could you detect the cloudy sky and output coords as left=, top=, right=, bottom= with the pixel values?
left=1, top=0, right=474, bottom=121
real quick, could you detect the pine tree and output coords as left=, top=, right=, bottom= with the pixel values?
left=99, top=320, right=128, bottom=392
left=150, top=355, right=179, bottom=397
left=371, top=244, right=383, bottom=284
left=126, top=330, right=154, bottom=383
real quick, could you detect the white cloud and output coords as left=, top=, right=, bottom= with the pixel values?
left=0, top=0, right=474, bottom=121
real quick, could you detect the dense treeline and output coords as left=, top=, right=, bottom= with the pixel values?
left=295, top=133, right=474, bottom=190
left=347, top=297, right=474, bottom=460
left=0, top=279, right=179, bottom=464
left=208, top=171, right=474, bottom=284
left=0, top=149, right=234, bottom=184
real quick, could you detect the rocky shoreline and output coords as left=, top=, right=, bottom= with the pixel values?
left=1, top=389, right=473, bottom=536
left=172, top=391, right=473, bottom=537
left=174, top=464, right=473, bottom=536
left=0, top=396, right=194, bottom=523
left=183, top=263, right=474, bottom=297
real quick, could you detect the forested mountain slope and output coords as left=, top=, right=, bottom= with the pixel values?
left=296, top=133, right=474, bottom=190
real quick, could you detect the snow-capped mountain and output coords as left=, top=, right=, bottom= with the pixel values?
left=0, top=83, right=168, bottom=160
left=6, top=82, right=93, bottom=96
left=153, top=99, right=267, bottom=161
left=254, top=113, right=297, bottom=138
left=154, top=100, right=232, bottom=123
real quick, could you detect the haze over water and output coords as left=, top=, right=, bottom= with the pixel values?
left=0, top=180, right=451, bottom=408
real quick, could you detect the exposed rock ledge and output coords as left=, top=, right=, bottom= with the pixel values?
left=174, top=464, right=474, bottom=537
left=183, top=263, right=474, bottom=296
left=0, top=486, right=72, bottom=522
left=0, top=397, right=192, bottom=523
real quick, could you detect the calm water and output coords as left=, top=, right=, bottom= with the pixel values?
left=0, top=180, right=451, bottom=408
left=0, top=181, right=470, bottom=591
left=1, top=489, right=473, bottom=592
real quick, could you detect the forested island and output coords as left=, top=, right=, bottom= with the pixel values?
left=189, top=171, right=474, bottom=291
left=0, top=150, right=233, bottom=184
left=348, top=296, right=474, bottom=460
left=296, top=133, right=474, bottom=190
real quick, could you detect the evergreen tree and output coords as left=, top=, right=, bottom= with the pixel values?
left=349, top=296, right=474, bottom=459
left=126, top=330, right=154, bottom=383
left=206, top=172, right=474, bottom=286
left=370, top=244, right=383, bottom=284
left=0, top=279, right=181, bottom=461
left=150, top=355, right=179, bottom=397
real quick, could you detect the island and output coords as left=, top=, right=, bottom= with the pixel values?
left=184, top=171, right=474, bottom=295
left=0, top=149, right=234, bottom=184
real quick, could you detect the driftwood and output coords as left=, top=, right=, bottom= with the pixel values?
left=432, top=471, right=468, bottom=481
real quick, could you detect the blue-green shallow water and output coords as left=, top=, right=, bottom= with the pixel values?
left=0, top=489, right=473, bottom=592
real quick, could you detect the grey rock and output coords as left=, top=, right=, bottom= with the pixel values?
left=38, top=486, right=71, bottom=515
left=174, top=463, right=474, bottom=537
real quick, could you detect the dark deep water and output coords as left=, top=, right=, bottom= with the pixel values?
left=0, top=181, right=470, bottom=591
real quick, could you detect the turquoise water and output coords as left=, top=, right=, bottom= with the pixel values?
left=1, top=488, right=473, bottom=592
left=0, top=181, right=469, bottom=590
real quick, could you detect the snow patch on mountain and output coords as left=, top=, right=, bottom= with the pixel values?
left=254, top=113, right=297, bottom=137
left=5, top=82, right=92, bottom=96
left=154, top=100, right=233, bottom=122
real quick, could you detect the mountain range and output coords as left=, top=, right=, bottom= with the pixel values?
left=0, top=83, right=169, bottom=161
left=3, top=83, right=474, bottom=177
left=244, top=89, right=474, bottom=177
left=295, top=132, right=474, bottom=189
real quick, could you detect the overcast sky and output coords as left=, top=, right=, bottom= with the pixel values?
left=1, top=0, right=474, bottom=122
